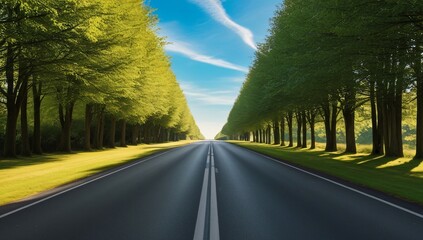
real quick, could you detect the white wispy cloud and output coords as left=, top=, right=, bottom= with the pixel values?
left=180, top=81, right=238, bottom=106
left=190, top=0, right=257, bottom=50
left=165, top=41, right=248, bottom=73
left=220, top=76, right=246, bottom=83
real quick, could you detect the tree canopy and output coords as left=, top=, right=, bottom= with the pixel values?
left=221, top=0, right=422, bottom=158
left=0, top=0, right=203, bottom=157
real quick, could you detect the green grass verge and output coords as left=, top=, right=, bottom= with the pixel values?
left=0, top=141, right=195, bottom=206
left=229, top=141, right=423, bottom=205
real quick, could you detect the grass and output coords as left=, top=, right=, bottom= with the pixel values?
left=229, top=141, right=423, bottom=205
left=0, top=141, right=195, bottom=206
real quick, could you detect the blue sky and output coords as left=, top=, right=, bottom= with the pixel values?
left=147, top=0, right=282, bottom=139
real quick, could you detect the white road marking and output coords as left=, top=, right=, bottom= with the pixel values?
left=193, top=143, right=211, bottom=240
left=210, top=143, right=220, bottom=240
left=193, top=159, right=210, bottom=240
left=236, top=143, right=423, bottom=220
left=0, top=147, right=182, bottom=219
left=193, top=142, right=220, bottom=240
left=206, top=144, right=211, bottom=166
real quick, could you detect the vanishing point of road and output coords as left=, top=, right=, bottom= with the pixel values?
left=1, top=141, right=423, bottom=240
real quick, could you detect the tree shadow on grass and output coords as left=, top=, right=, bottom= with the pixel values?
left=331, top=152, right=423, bottom=176
left=350, top=155, right=400, bottom=168
left=317, top=151, right=341, bottom=158
left=384, top=158, right=423, bottom=174
left=0, top=154, right=65, bottom=170
left=314, top=151, right=409, bottom=172
left=0, top=144, right=181, bottom=171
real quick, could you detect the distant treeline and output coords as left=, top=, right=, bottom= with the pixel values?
left=220, top=0, right=422, bottom=158
left=0, top=0, right=203, bottom=158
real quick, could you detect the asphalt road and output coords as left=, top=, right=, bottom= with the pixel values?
left=1, top=141, right=423, bottom=240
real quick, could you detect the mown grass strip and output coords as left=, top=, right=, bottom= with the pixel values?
left=0, top=141, right=195, bottom=206
left=229, top=141, right=423, bottom=205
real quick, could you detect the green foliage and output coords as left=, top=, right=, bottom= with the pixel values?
left=222, top=0, right=422, bottom=157
left=214, top=132, right=229, bottom=140
left=0, top=0, right=203, bottom=156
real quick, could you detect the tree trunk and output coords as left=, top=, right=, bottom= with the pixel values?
left=93, top=106, right=105, bottom=149
left=120, top=119, right=127, bottom=147
left=301, top=111, right=307, bottom=148
left=306, top=110, right=316, bottom=149
left=280, top=114, right=285, bottom=146
left=155, top=126, right=161, bottom=143
left=58, top=102, right=74, bottom=152
left=139, top=126, right=145, bottom=143
left=152, top=126, right=157, bottom=143
left=323, top=103, right=332, bottom=151
left=287, top=111, right=293, bottom=147
left=377, top=74, right=386, bottom=155
left=142, top=124, right=148, bottom=143
left=267, top=124, right=271, bottom=144
left=370, top=79, right=383, bottom=155
left=4, top=110, right=19, bottom=158
left=160, top=128, right=167, bottom=142
left=147, top=124, right=153, bottom=143
left=258, top=129, right=261, bottom=143
left=273, top=119, right=280, bottom=145
left=310, top=120, right=316, bottom=150
left=343, top=90, right=357, bottom=153
left=108, top=116, right=116, bottom=148
left=18, top=56, right=31, bottom=156
left=258, top=129, right=262, bottom=143
left=165, top=129, right=170, bottom=142
left=20, top=80, right=31, bottom=156
left=32, top=76, right=43, bottom=154
left=322, top=100, right=338, bottom=152
left=343, top=110, right=356, bottom=153
left=131, top=124, right=139, bottom=145
left=3, top=43, right=19, bottom=158
left=151, top=125, right=156, bottom=142
left=98, top=110, right=105, bottom=149
left=393, top=71, right=404, bottom=157
left=330, top=102, right=338, bottom=151
left=84, top=104, right=93, bottom=151
left=296, top=111, right=302, bottom=148
left=158, top=127, right=164, bottom=142
left=382, top=54, right=404, bottom=157
left=415, top=47, right=423, bottom=158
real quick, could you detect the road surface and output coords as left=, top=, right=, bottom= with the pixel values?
left=1, top=141, right=423, bottom=240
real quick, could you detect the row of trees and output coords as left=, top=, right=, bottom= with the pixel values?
left=0, top=0, right=203, bottom=158
left=221, top=0, right=422, bottom=158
